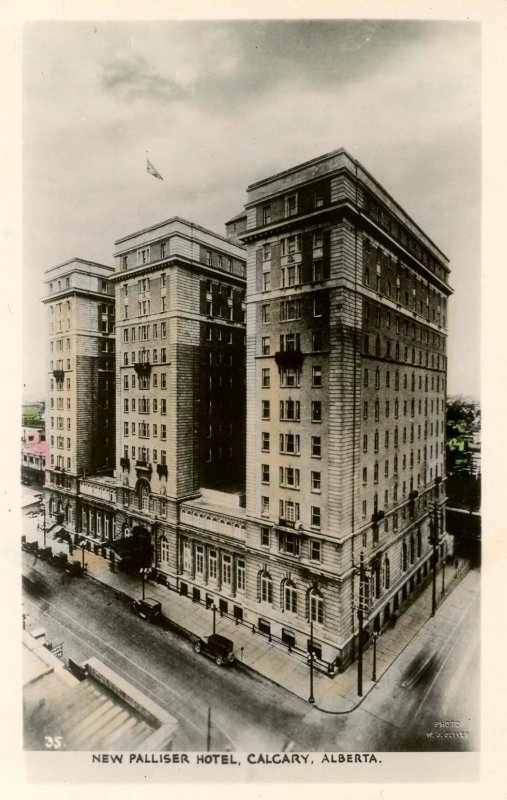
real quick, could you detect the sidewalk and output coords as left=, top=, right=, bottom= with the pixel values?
left=23, top=514, right=472, bottom=713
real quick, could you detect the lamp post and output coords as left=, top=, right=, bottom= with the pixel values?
left=372, top=631, right=379, bottom=681
left=308, top=618, right=315, bottom=704
left=140, top=567, right=150, bottom=600
left=356, top=550, right=368, bottom=697
left=441, top=535, right=446, bottom=596
left=212, top=603, right=217, bottom=635
left=43, top=502, right=47, bottom=548
left=429, top=502, right=439, bottom=617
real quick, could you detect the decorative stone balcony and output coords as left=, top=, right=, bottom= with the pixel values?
left=274, top=349, right=304, bottom=371
left=134, top=361, right=152, bottom=376
left=156, top=464, right=168, bottom=479
left=119, top=457, right=130, bottom=471
left=53, top=369, right=65, bottom=381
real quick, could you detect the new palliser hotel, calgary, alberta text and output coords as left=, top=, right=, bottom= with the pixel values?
left=43, top=148, right=452, bottom=674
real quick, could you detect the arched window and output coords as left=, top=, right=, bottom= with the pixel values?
left=309, top=588, right=324, bottom=625
left=384, top=556, right=391, bottom=589
left=283, top=579, right=298, bottom=614
left=138, top=481, right=149, bottom=511
left=402, top=541, right=408, bottom=571
left=259, top=571, right=273, bottom=604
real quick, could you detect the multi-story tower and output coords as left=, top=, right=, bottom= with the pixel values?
left=42, top=258, right=115, bottom=528
left=110, top=217, right=246, bottom=562
left=238, top=148, right=452, bottom=666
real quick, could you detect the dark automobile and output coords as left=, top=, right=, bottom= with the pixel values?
left=131, top=597, right=162, bottom=623
left=65, top=560, right=85, bottom=577
left=193, top=633, right=235, bottom=666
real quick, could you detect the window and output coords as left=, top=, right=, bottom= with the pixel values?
left=284, top=583, right=298, bottom=613
left=311, top=471, right=321, bottom=492
left=209, top=550, right=217, bottom=580
left=261, top=400, right=270, bottom=420
left=312, top=366, right=322, bottom=387
left=262, top=206, right=272, bottom=225
left=262, top=336, right=270, bottom=355
left=262, top=271, right=271, bottom=292
left=261, top=464, right=270, bottom=484
left=310, top=540, right=321, bottom=562
left=261, top=527, right=270, bottom=547
left=195, top=545, right=204, bottom=575
left=261, top=496, right=270, bottom=516
left=313, top=296, right=325, bottom=317
left=261, top=572, right=273, bottom=603
left=285, top=194, right=297, bottom=217
left=280, top=367, right=300, bottom=388
left=312, top=330, right=322, bottom=351
left=280, top=399, right=300, bottom=421
left=262, top=304, right=270, bottom=323
left=280, top=298, right=300, bottom=321
left=311, top=506, right=321, bottom=529
left=280, top=433, right=300, bottom=454
left=280, top=500, right=300, bottom=525
left=310, top=592, right=324, bottom=624
left=237, top=559, right=246, bottom=591
left=312, top=260, right=323, bottom=281
left=280, top=466, right=300, bottom=488
left=311, top=401, right=322, bottom=422
left=311, top=436, right=321, bottom=457
left=222, top=555, right=232, bottom=585
left=262, top=368, right=270, bottom=388
left=261, top=432, right=270, bottom=452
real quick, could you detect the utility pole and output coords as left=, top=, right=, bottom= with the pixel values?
left=357, top=550, right=366, bottom=697
left=43, top=502, right=47, bottom=548
left=308, top=618, right=315, bottom=704
left=206, top=707, right=211, bottom=752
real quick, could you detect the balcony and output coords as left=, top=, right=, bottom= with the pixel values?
left=371, top=509, right=385, bottom=524
left=134, top=361, right=152, bottom=376
left=157, top=464, right=168, bottom=479
left=409, top=490, right=419, bottom=501
left=274, top=349, right=304, bottom=371
left=119, top=457, right=130, bottom=471
left=53, top=369, right=65, bottom=381
left=135, top=460, right=152, bottom=472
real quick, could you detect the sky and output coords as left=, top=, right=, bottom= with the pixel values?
left=22, top=18, right=481, bottom=401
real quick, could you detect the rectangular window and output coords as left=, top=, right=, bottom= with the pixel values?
left=312, top=366, right=322, bottom=387
left=262, top=304, right=270, bottom=323
left=311, top=436, right=321, bottom=457
left=311, top=471, right=321, bottom=493
left=262, top=368, right=270, bottom=388
left=261, top=432, right=270, bottom=452
left=262, top=336, right=270, bottom=355
left=261, top=527, right=270, bottom=547
left=261, top=496, right=270, bottom=516
left=285, top=194, right=297, bottom=217
left=311, top=507, right=321, bottom=529
left=280, top=367, right=300, bottom=388
left=237, top=559, right=246, bottom=591
left=311, top=401, right=322, bottom=422
left=208, top=550, right=217, bottom=580
left=261, top=400, right=270, bottom=420
left=261, top=464, right=270, bottom=484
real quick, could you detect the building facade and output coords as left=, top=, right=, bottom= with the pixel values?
left=234, top=148, right=452, bottom=666
left=38, top=150, right=452, bottom=674
left=42, top=258, right=116, bottom=530
left=109, top=217, right=247, bottom=566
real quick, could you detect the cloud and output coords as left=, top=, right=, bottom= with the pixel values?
left=102, top=56, right=188, bottom=101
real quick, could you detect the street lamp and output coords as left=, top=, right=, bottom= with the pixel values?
left=428, top=502, right=440, bottom=617
left=372, top=631, right=379, bottom=681
left=307, top=618, right=315, bottom=704
left=356, top=550, right=370, bottom=697
left=212, top=603, right=217, bottom=635
left=441, top=538, right=446, bottom=596
left=42, top=502, right=47, bottom=548
left=140, top=567, right=151, bottom=600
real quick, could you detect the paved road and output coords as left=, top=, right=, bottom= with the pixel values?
left=22, top=554, right=308, bottom=752
left=22, top=552, right=480, bottom=753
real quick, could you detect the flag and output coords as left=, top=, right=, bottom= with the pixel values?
left=147, top=158, right=164, bottom=181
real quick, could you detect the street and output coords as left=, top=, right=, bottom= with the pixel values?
left=22, top=547, right=480, bottom=753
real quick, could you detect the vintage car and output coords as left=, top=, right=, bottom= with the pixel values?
left=131, top=597, right=162, bottom=623
left=193, top=633, right=235, bottom=666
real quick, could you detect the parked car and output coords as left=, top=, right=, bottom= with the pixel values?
left=22, top=540, right=39, bottom=554
left=48, top=551, right=68, bottom=569
left=131, top=598, right=162, bottom=623
left=64, top=560, right=84, bottom=577
left=193, top=634, right=235, bottom=666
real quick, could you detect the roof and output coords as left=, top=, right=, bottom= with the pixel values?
left=23, top=441, right=49, bottom=458
left=225, top=210, right=247, bottom=224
